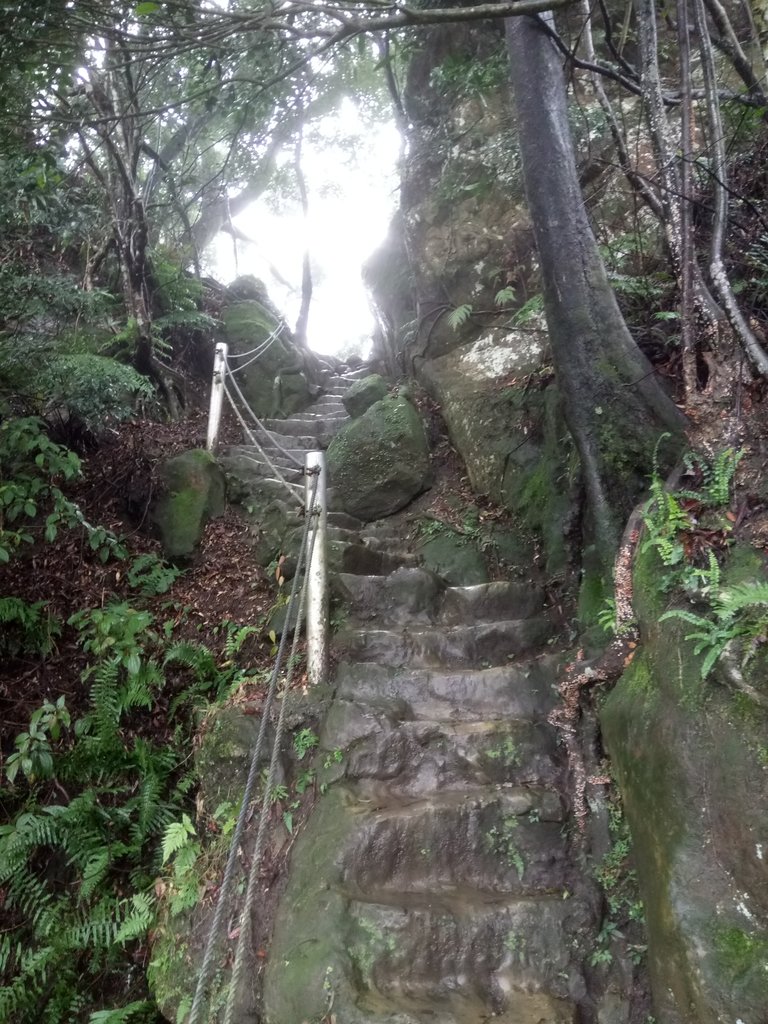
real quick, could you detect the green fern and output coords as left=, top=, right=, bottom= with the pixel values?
left=447, top=303, right=473, bottom=330
left=661, top=580, right=768, bottom=678
left=88, top=999, right=155, bottom=1023
left=126, top=553, right=182, bottom=596
left=0, top=597, right=61, bottom=656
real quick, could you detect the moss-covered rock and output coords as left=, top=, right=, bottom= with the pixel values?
left=342, top=373, right=389, bottom=418
left=327, top=395, right=430, bottom=521
left=152, top=448, right=225, bottom=561
left=602, top=543, right=768, bottom=1024
left=222, top=297, right=313, bottom=418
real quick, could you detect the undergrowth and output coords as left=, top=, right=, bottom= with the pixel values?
left=0, top=417, right=264, bottom=1023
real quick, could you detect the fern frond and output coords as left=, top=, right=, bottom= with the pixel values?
left=715, top=581, right=768, bottom=618
left=164, top=640, right=218, bottom=680
left=88, top=999, right=155, bottom=1024
left=447, top=303, right=473, bottom=330
left=80, top=850, right=110, bottom=902
left=113, top=893, right=154, bottom=945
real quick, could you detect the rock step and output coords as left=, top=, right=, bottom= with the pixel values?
left=339, top=795, right=569, bottom=897
left=260, top=418, right=339, bottom=439
left=232, top=445, right=302, bottom=472
left=336, top=616, right=553, bottom=669
left=327, top=510, right=364, bottom=531
left=335, top=544, right=422, bottom=576
left=228, top=455, right=305, bottom=484
left=260, top=431, right=320, bottom=450
left=306, top=400, right=347, bottom=414
left=326, top=709, right=562, bottom=797
left=333, top=660, right=558, bottom=722
left=333, top=569, right=545, bottom=627
left=344, top=896, right=589, bottom=1020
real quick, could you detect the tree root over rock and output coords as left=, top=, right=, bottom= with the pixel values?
left=548, top=504, right=646, bottom=836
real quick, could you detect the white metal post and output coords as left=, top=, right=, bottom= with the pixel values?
left=305, top=451, right=328, bottom=687
left=206, top=342, right=228, bottom=451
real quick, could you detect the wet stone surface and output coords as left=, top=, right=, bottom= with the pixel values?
left=262, top=570, right=611, bottom=1024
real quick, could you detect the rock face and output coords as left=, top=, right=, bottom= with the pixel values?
left=601, top=545, right=768, bottom=1024
left=262, top=568, right=617, bottom=1024
left=151, top=448, right=225, bottom=560
left=327, top=395, right=431, bottom=521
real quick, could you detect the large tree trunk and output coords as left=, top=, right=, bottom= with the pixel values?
left=505, top=12, right=686, bottom=564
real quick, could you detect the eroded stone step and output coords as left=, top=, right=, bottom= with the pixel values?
left=339, top=794, right=569, bottom=898
left=333, top=569, right=545, bottom=628
left=327, top=511, right=364, bottom=531
left=336, top=544, right=422, bottom=576
left=324, top=709, right=563, bottom=798
left=336, top=616, right=554, bottom=668
left=333, top=661, right=558, bottom=722
left=345, top=896, right=589, bottom=1021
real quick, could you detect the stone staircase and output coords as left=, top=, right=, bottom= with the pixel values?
left=221, top=365, right=422, bottom=575
left=262, top=567, right=610, bottom=1024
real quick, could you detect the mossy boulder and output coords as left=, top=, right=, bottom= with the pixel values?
left=222, top=296, right=313, bottom=418
left=327, top=395, right=430, bottom=521
left=343, top=373, right=389, bottom=418
left=152, top=449, right=225, bottom=561
left=602, top=543, right=768, bottom=1023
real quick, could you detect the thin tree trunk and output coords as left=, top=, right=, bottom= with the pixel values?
left=293, top=128, right=313, bottom=348
left=677, top=0, right=698, bottom=400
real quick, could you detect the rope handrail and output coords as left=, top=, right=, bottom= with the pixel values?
left=223, top=476, right=321, bottom=1023
left=225, top=322, right=285, bottom=372
left=188, top=471, right=320, bottom=1024
left=222, top=379, right=303, bottom=505
left=222, top=355, right=304, bottom=468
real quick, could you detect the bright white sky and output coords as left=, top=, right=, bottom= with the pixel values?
left=210, top=101, right=401, bottom=356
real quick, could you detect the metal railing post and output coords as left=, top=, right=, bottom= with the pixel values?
left=305, top=451, right=327, bottom=687
left=206, top=342, right=228, bottom=451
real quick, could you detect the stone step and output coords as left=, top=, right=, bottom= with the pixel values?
left=309, top=399, right=347, bottom=413
left=339, top=792, right=569, bottom=898
left=233, top=445, right=300, bottom=472
left=335, top=543, right=422, bottom=576
left=344, top=896, right=588, bottom=1020
left=327, top=511, right=364, bottom=531
left=333, top=569, right=545, bottom=628
left=292, top=408, right=349, bottom=420
left=333, top=660, right=559, bottom=723
left=260, top=431, right=318, bottom=450
left=261, top=418, right=326, bottom=438
left=336, top=616, right=553, bottom=669
left=325, top=707, right=562, bottom=798
left=228, top=453, right=305, bottom=484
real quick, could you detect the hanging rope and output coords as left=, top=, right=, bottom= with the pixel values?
left=222, top=379, right=303, bottom=505
left=223, top=356, right=304, bottom=469
left=188, top=471, right=320, bottom=1024
left=223, top=479, right=320, bottom=1023
left=225, top=322, right=285, bottom=371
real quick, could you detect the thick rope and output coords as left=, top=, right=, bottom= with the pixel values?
left=223, top=356, right=304, bottom=469
left=225, top=322, right=284, bottom=365
left=222, top=380, right=304, bottom=506
left=223, top=476, right=321, bottom=1023
left=187, top=476, right=319, bottom=1024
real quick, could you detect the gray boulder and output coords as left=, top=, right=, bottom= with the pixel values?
left=327, top=395, right=430, bottom=521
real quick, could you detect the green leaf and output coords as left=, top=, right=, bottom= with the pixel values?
left=282, top=810, right=293, bottom=834
left=135, top=1, right=159, bottom=13
left=447, top=303, right=473, bottom=331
